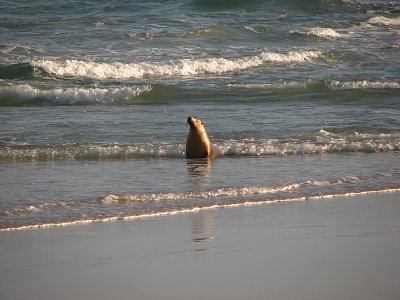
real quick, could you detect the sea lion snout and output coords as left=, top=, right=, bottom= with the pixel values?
left=187, top=116, right=198, bottom=126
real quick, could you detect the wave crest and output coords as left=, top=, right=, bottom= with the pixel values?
left=0, top=143, right=185, bottom=161
left=293, top=27, right=341, bottom=39
left=0, top=84, right=151, bottom=104
left=228, top=80, right=400, bottom=91
left=1, top=132, right=398, bottom=161
left=0, top=202, right=69, bottom=217
left=367, top=16, right=400, bottom=26
left=217, top=133, right=400, bottom=156
left=31, top=50, right=322, bottom=80
left=102, top=173, right=398, bottom=205
left=329, top=80, right=400, bottom=89
left=103, top=183, right=301, bottom=204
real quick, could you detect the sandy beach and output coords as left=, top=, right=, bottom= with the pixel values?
left=1, top=191, right=399, bottom=300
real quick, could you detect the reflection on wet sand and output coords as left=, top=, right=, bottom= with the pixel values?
left=191, top=212, right=214, bottom=252
left=187, top=159, right=214, bottom=251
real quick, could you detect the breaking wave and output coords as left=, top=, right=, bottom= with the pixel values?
left=1, top=79, right=397, bottom=106
left=328, top=80, right=400, bottom=89
left=216, top=132, right=400, bottom=156
left=292, top=27, right=341, bottom=39
left=228, top=79, right=400, bottom=91
left=1, top=131, right=398, bottom=161
left=31, top=50, right=322, bottom=80
left=103, top=182, right=302, bottom=203
left=0, top=202, right=70, bottom=217
left=367, top=16, right=400, bottom=26
left=0, top=83, right=152, bottom=105
left=0, top=143, right=185, bottom=161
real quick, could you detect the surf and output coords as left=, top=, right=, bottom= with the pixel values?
left=2, top=186, right=400, bottom=232
left=0, top=83, right=152, bottom=106
left=30, top=50, right=322, bottom=80
left=1, top=131, right=398, bottom=161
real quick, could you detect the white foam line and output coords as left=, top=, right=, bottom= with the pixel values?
left=293, top=27, right=341, bottom=38
left=0, top=84, right=152, bottom=103
left=367, top=16, right=400, bottom=26
left=1, top=187, right=399, bottom=232
left=103, top=183, right=301, bottom=203
left=329, top=80, right=400, bottom=89
left=2, top=133, right=399, bottom=161
left=228, top=80, right=400, bottom=90
left=31, top=50, right=322, bottom=80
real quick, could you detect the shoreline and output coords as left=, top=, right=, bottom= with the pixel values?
left=2, top=186, right=400, bottom=232
left=1, top=191, right=400, bottom=300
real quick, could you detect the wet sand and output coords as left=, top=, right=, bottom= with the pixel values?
left=1, top=192, right=399, bottom=300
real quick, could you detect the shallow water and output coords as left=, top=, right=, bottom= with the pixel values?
left=0, top=0, right=399, bottom=230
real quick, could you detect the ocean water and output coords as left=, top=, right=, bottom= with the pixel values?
left=0, top=0, right=399, bottom=230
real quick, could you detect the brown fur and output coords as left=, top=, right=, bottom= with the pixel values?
left=186, top=117, right=213, bottom=159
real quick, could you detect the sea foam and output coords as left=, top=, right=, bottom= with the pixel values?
left=216, top=132, right=400, bottom=156
left=293, top=27, right=341, bottom=38
left=367, top=16, right=400, bottom=26
left=0, top=84, right=151, bottom=104
left=328, top=80, right=400, bottom=89
left=228, top=80, right=400, bottom=90
left=1, top=132, right=398, bottom=161
left=103, top=183, right=301, bottom=204
left=1, top=202, right=69, bottom=217
left=103, top=173, right=386, bottom=204
left=31, top=50, right=322, bottom=80
left=307, top=27, right=341, bottom=38
left=3, top=187, right=400, bottom=231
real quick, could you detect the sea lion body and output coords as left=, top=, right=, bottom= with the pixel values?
left=186, top=117, right=213, bottom=159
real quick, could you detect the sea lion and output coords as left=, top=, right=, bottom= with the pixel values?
left=186, top=116, right=213, bottom=159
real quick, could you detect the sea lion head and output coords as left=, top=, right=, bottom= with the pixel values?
left=187, top=116, right=203, bottom=128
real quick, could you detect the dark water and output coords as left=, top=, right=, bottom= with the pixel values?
left=0, top=0, right=399, bottom=230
